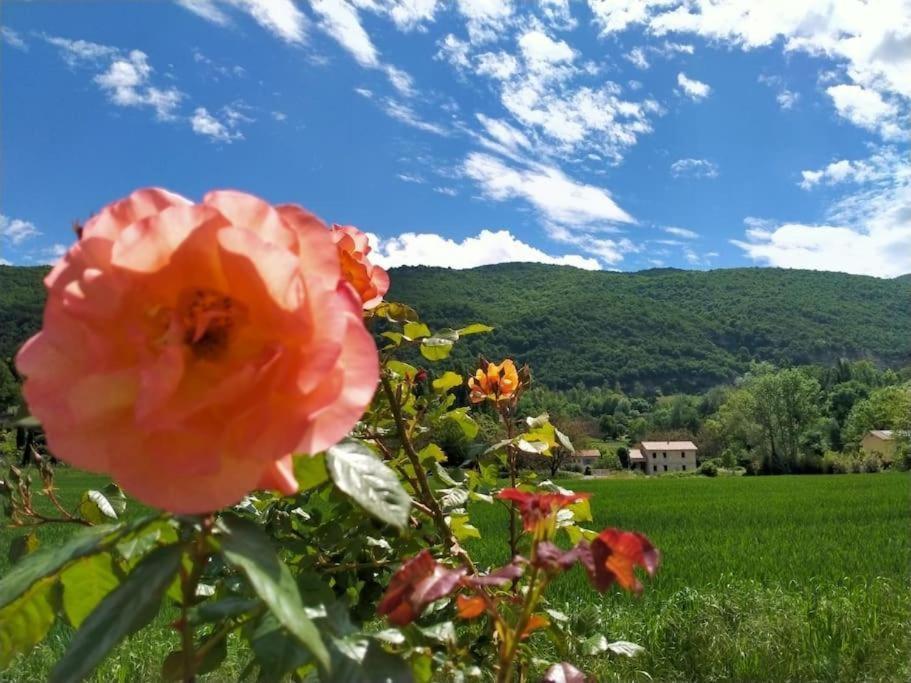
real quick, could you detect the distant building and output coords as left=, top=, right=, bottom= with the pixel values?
left=628, top=448, right=646, bottom=473
left=861, top=430, right=900, bottom=460
left=638, top=441, right=698, bottom=474
left=567, top=449, right=601, bottom=468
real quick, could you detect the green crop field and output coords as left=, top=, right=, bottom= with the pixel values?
left=2, top=470, right=909, bottom=681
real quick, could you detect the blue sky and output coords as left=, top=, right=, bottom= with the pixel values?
left=1, top=0, right=909, bottom=276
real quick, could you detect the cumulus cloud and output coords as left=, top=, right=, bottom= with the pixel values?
left=799, top=147, right=901, bottom=189
left=94, top=50, right=184, bottom=120
left=624, top=47, right=649, bottom=69
left=369, top=228, right=600, bottom=270
left=0, top=215, right=41, bottom=245
left=676, top=72, right=710, bottom=99
left=191, top=106, right=245, bottom=142
left=463, top=152, right=633, bottom=226
left=670, top=158, right=718, bottom=179
left=455, top=0, right=515, bottom=43
left=826, top=83, right=901, bottom=138
left=735, top=148, right=911, bottom=277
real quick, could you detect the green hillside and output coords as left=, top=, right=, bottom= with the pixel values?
left=2, top=264, right=909, bottom=392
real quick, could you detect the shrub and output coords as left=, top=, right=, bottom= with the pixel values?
left=862, top=454, right=882, bottom=473
left=699, top=461, right=719, bottom=477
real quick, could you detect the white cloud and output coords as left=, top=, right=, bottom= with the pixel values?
left=436, top=33, right=471, bottom=69
left=311, top=0, right=379, bottom=66
left=354, top=87, right=374, bottom=98
left=1, top=27, right=28, bottom=51
left=354, top=0, right=442, bottom=31
left=735, top=147, right=911, bottom=277
left=381, top=99, right=448, bottom=134
left=776, top=89, right=799, bottom=109
left=175, top=0, right=232, bottom=26
left=625, top=47, right=650, bottom=69
left=43, top=35, right=119, bottom=65
left=463, top=152, right=634, bottom=226
left=0, top=215, right=41, bottom=245
left=518, top=29, right=575, bottom=69
left=94, top=50, right=184, bottom=120
left=475, top=51, right=519, bottom=80
left=537, top=0, right=576, bottom=30
left=370, top=228, right=600, bottom=270
left=191, top=107, right=245, bottom=142
left=663, top=226, right=699, bottom=239
left=178, top=0, right=308, bottom=42
left=192, top=49, right=247, bottom=79
left=455, top=0, right=514, bottom=43
left=397, top=172, right=424, bottom=183
left=676, top=71, right=710, bottom=99
left=34, top=243, right=68, bottom=265
left=585, top=1, right=911, bottom=141
left=545, top=223, right=639, bottom=265
left=475, top=114, right=531, bottom=154
left=272, top=110, right=288, bottom=121
left=826, top=83, right=901, bottom=138
left=670, top=158, right=718, bottom=178
left=433, top=186, right=458, bottom=196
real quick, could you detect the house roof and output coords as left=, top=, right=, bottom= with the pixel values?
left=641, top=441, right=698, bottom=450
left=629, top=449, right=644, bottom=461
left=869, top=430, right=894, bottom=440
left=576, top=449, right=601, bottom=458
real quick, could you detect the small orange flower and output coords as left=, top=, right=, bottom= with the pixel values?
left=456, top=594, right=487, bottom=619
left=468, top=358, right=520, bottom=404
left=581, top=528, right=660, bottom=594
left=331, top=224, right=390, bottom=310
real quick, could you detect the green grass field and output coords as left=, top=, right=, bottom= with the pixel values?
left=2, top=470, right=909, bottom=681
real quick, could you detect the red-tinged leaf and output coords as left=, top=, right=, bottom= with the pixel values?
left=582, top=529, right=660, bottom=594
left=465, top=557, right=526, bottom=587
left=497, top=488, right=590, bottom=533
left=542, top=662, right=587, bottom=683
left=534, top=541, right=585, bottom=573
left=456, top=594, right=486, bottom=620
left=520, top=614, right=549, bottom=639
left=377, top=551, right=466, bottom=626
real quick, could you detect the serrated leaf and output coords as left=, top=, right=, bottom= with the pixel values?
left=516, top=438, right=549, bottom=455
left=218, top=515, right=330, bottom=673
left=448, top=513, right=480, bottom=541
left=0, top=576, right=56, bottom=669
left=0, top=521, right=143, bottom=611
left=443, top=409, right=478, bottom=439
left=49, top=544, right=183, bottom=683
left=60, top=553, right=120, bottom=628
left=326, top=440, right=411, bottom=529
left=403, top=322, right=431, bottom=340
left=249, top=611, right=315, bottom=680
left=583, top=633, right=608, bottom=655
left=419, top=337, right=454, bottom=361
left=457, top=323, right=493, bottom=336
left=386, top=360, right=417, bottom=380
left=293, top=453, right=329, bottom=491
left=419, top=444, right=447, bottom=466
left=78, top=490, right=118, bottom=524
left=432, top=371, right=462, bottom=393
left=439, top=487, right=469, bottom=510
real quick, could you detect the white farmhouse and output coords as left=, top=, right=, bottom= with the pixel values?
left=636, top=441, right=698, bottom=474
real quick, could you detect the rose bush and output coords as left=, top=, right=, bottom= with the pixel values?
left=1, top=188, right=658, bottom=682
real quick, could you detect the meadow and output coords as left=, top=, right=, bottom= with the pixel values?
left=2, top=470, right=909, bottom=681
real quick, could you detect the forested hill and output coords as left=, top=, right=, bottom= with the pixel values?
left=2, top=264, right=909, bottom=393
left=388, top=264, right=910, bottom=392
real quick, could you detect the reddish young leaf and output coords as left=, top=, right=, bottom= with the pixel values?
left=456, top=594, right=487, bottom=619
left=533, top=541, right=585, bottom=573
left=464, top=557, right=527, bottom=587
left=377, top=550, right=466, bottom=626
left=497, top=488, right=590, bottom=533
left=580, top=529, right=660, bottom=594
left=519, top=613, right=550, bottom=639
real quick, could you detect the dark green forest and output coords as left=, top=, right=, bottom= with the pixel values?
left=3, top=263, right=910, bottom=393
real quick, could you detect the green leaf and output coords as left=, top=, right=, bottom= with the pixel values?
left=101, top=483, right=128, bottom=515
left=249, top=611, right=315, bottom=680
left=419, top=337, right=453, bottom=361
left=326, top=440, right=411, bottom=529
left=189, top=597, right=259, bottom=625
left=419, top=443, right=447, bottom=466
left=78, top=490, right=118, bottom=524
left=432, top=371, right=462, bottom=393
left=7, top=532, right=39, bottom=565
left=218, top=515, right=330, bottom=673
left=329, top=636, right=413, bottom=683
left=49, top=543, right=183, bottom=683
left=386, top=360, right=417, bottom=380
left=374, top=302, right=418, bottom=323
left=403, top=322, right=431, bottom=340
left=0, top=521, right=142, bottom=611
left=457, top=323, right=494, bottom=336
left=448, top=513, right=481, bottom=541
left=162, top=634, right=229, bottom=681
left=293, top=453, right=329, bottom=491
left=443, top=409, right=478, bottom=439
left=606, top=640, right=645, bottom=657
left=60, top=553, right=120, bottom=628
left=0, top=576, right=57, bottom=669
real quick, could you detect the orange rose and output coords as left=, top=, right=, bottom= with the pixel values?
left=468, top=358, right=520, bottom=404
left=16, top=188, right=379, bottom=513
left=330, top=224, right=389, bottom=309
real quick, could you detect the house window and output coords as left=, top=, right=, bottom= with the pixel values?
left=663, top=465, right=668, bottom=471
left=682, top=465, right=686, bottom=471
left=653, top=465, right=657, bottom=472
left=663, top=452, right=667, bottom=457
left=652, top=453, right=656, bottom=459
left=681, top=452, right=685, bottom=458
